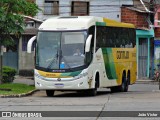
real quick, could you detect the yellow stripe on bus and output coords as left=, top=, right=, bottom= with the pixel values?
left=103, top=18, right=135, bottom=28
left=37, top=70, right=61, bottom=78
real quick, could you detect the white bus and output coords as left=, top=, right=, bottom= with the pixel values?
left=27, top=16, right=137, bottom=96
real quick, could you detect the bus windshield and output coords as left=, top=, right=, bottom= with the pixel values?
left=36, top=31, right=87, bottom=70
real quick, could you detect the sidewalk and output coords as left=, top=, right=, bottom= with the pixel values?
left=13, top=76, right=34, bottom=85
left=136, top=79, right=159, bottom=84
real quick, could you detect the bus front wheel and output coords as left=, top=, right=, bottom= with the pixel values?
left=87, top=86, right=97, bottom=96
left=87, top=79, right=98, bottom=96
left=46, top=90, right=55, bottom=97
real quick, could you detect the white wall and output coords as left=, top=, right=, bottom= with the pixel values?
left=92, top=0, right=133, bottom=21
left=36, top=0, right=133, bottom=21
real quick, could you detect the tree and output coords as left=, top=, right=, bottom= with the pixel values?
left=0, top=0, right=39, bottom=46
left=0, top=0, right=39, bottom=83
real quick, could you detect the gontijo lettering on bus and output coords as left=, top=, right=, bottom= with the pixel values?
left=117, top=51, right=129, bottom=59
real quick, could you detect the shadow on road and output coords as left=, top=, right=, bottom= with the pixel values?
left=51, top=90, right=111, bottom=97
left=32, top=90, right=111, bottom=98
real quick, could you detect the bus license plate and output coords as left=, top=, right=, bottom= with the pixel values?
left=54, top=83, right=64, bottom=88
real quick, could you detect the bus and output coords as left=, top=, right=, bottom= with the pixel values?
left=27, top=16, right=137, bottom=96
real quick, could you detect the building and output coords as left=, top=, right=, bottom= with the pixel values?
left=154, top=1, right=160, bottom=71
left=18, top=16, right=43, bottom=75
left=2, top=16, right=43, bottom=75
left=36, top=0, right=133, bottom=21
left=121, top=0, right=155, bottom=79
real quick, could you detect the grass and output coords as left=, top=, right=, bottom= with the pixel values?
left=0, top=83, right=35, bottom=95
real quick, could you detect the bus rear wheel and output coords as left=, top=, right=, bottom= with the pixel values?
left=119, top=73, right=128, bottom=92
left=110, top=73, right=128, bottom=92
left=46, top=90, right=55, bottom=97
left=124, top=73, right=130, bottom=92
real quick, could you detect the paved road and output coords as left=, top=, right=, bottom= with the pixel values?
left=0, top=82, right=160, bottom=120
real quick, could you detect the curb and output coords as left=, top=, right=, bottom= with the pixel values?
left=0, top=89, right=39, bottom=98
left=135, top=80, right=159, bottom=84
left=136, top=81, right=159, bottom=84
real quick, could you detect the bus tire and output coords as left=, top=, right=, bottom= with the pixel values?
left=111, top=73, right=127, bottom=93
left=87, top=74, right=99, bottom=96
left=119, top=73, right=127, bottom=92
left=87, top=84, right=97, bottom=96
left=124, top=73, right=130, bottom=92
left=46, top=90, right=55, bottom=97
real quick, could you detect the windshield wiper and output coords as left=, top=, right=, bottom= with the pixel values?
left=46, top=52, right=58, bottom=70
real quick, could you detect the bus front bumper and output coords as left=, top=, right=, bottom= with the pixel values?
left=35, top=76, right=91, bottom=90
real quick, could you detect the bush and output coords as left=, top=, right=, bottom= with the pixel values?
left=2, top=66, right=17, bottom=83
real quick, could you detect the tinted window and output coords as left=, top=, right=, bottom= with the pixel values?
left=96, top=26, right=136, bottom=49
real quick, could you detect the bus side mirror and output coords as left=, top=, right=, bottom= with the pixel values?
left=27, top=36, right=36, bottom=53
left=85, top=35, right=92, bottom=52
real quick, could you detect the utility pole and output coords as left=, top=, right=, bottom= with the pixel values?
left=0, top=43, right=2, bottom=84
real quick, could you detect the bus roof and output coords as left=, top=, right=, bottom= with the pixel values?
left=39, top=16, right=135, bottom=31
left=102, top=18, right=135, bottom=28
